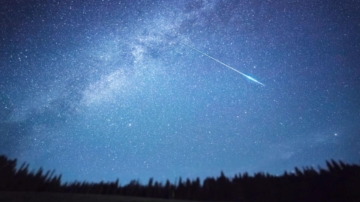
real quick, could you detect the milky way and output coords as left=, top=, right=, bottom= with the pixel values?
left=1, top=0, right=360, bottom=184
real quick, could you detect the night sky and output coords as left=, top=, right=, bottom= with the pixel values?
left=1, top=0, right=360, bottom=185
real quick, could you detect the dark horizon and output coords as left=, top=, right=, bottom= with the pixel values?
left=1, top=154, right=359, bottom=201
left=7, top=154, right=359, bottom=186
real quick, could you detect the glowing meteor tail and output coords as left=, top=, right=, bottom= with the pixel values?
left=181, top=43, right=265, bottom=86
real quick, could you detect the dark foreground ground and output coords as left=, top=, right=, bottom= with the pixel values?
left=0, top=192, right=195, bottom=202
left=1, top=155, right=360, bottom=201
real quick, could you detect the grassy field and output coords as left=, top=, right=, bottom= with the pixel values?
left=0, top=192, right=197, bottom=202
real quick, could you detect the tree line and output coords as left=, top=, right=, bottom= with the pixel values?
left=0, top=154, right=359, bottom=201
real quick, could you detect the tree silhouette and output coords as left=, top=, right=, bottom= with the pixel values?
left=0, top=154, right=359, bottom=201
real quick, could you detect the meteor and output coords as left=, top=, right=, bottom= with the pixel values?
left=181, top=43, right=265, bottom=86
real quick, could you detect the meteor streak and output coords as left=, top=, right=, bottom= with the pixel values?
left=182, top=43, right=265, bottom=86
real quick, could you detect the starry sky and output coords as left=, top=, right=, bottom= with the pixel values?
left=1, top=0, right=360, bottom=185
